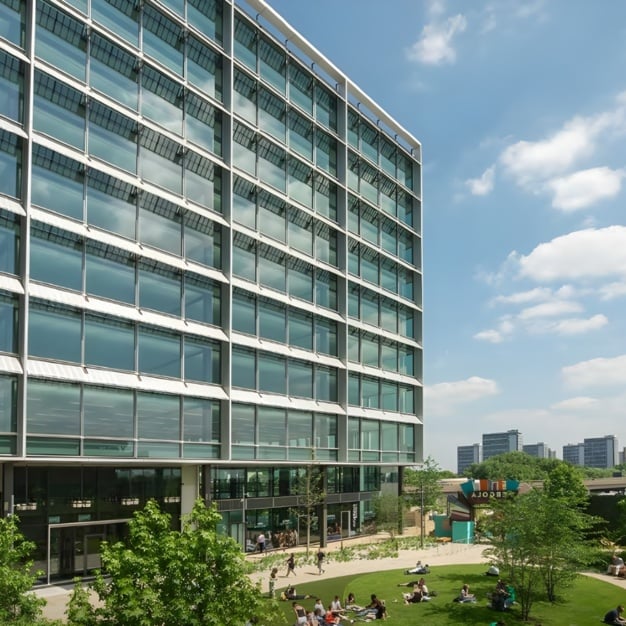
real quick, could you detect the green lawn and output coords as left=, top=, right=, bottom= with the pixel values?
left=274, top=563, right=620, bottom=625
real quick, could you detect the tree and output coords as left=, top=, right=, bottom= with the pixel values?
left=0, top=514, right=47, bottom=624
left=290, top=461, right=326, bottom=556
left=371, top=493, right=406, bottom=542
left=485, top=482, right=599, bottom=620
left=71, top=499, right=283, bottom=626
left=467, top=451, right=560, bottom=481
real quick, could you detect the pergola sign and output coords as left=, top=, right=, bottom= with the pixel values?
left=460, top=478, right=519, bottom=504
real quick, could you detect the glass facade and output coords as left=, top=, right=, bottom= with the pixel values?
left=0, top=0, right=421, bottom=580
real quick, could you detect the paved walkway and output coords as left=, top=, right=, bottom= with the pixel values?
left=37, top=540, right=626, bottom=622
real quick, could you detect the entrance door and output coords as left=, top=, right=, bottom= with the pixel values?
left=83, top=533, right=104, bottom=574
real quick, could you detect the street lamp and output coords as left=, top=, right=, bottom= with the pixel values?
left=420, top=482, right=425, bottom=549
left=241, top=492, right=249, bottom=551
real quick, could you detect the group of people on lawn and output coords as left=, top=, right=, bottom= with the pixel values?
left=291, top=592, right=386, bottom=624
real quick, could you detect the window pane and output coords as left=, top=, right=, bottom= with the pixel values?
left=184, top=337, right=219, bottom=383
left=139, top=194, right=182, bottom=255
left=137, top=391, right=179, bottom=439
left=232, top=290, right=256, bottom=335
left=0, top=294, right=17, bottom=354
left=0, top=130, right=21, bottom=198
left=185, top=275, right=220, bottom=326
left=83, top=386, right=134, bottom=438
left=89, top=102, right=137, bottom=172
left=258, top=190, right=286, bottom=242
left=92, top=0, right=139, bottom=47
left=184, top=397, right=219, bottom=443
left=382, top=382, right=398, bottom=411
left=258, top=299, right=285, bottom=343
left=85, top=315, right=135, bottom=371
left=258, top=249, right=285, bottom=292
left=288, top=260, right=313, bottom=302
left=140, top=130, right=182, bottom=195
left=258, top=353, right=285, bottom=394
left=0, top=375, right=16, bottom=432
left=138, top=326, right=180, bottom=378
left=86, top=242, right=136, bottom=304
left=188, top=0, right=223, bottom=46
left=138, top=262, right=181, bottom=316
left=143, top=6, right=183, bottom=75
left=30, top=224, right=83, bottom=291
left=184, top=213, right=220, bottom=267
left=315, top=413, right=337, bottom=449
left=288, top=311, right=312, bottom=350
left=0, top=51, right=23, bottom=123
left=187, top=37, right=222, bottom=100
left=141, top=65, right=183, bottom=133
left=288, top=360, right=312, bottom=398
left=362, top=377, right=379, bottom=409
left=232, top=403, right=255, bottom=444
left=186, top=91, right=221, bottom=155
left=316, top=366, right=337, bottom=402
left=232, top=348, right=255, bottom=389
left=0, top=0, right=24, bottom=47
left=232, top=235, right=256, bottom=282
left=259, top=37, right=285, bottom=92
left=87, top=171, right=136, bottom=239
left=258, top=407, right=286, bottom=446
left=316, top=318, right=337, bottom=356
left=0, top=211, right=19, bottom=275
left=288, top=410, right=312, bottom=448
left=28, top=304, right=81, bottom=363
left=27, top=379, right=80, bottom=435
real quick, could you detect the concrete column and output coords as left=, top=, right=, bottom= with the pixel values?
left=180, top=465, right=200, bottom=516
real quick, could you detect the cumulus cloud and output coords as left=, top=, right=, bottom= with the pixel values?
left=548, top=167, right=624, bottom=211
left=465, top=166, right=495, bottom=195
left=407, top=14, right=467, bottom=65
left=562, top=354, right=626, bottom=389
left=517, top=300, right=582, bottom=320
left=424, top=376, right=498, bottom=415
left=518, top=226, right=626, bottom=282
left=598, top=281, right=626, bottom=301
left=550, top=396, right=598, bottom=411
left=491, top=287, right=553, bottom=306
left=473, top=329, right=504, bottom=343
left=549, top=314, right=608, bottom=335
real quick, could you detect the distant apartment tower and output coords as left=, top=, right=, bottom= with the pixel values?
left=584, top=435, right=618, bottom=469
left=523, top=442, right=554, bottom=459
left=620, top=448, right=626, bottom=465
left=563, top=443, right=585, bottom=466
left=482, top=430, right=523, bottom=460
left=457, top=444, right=481, bottom=475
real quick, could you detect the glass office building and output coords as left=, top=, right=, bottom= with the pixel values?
left=0, top=0, right=422, bottom=581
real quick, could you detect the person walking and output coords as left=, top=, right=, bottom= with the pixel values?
left=286, top=553, right=296, bottom=577
left=317, top=548, right=325, bottom=575
left=256, top=532, right=266, bottom=553
left=268, top=567, right=278, bottom=598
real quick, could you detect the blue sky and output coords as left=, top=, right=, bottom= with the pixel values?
left=265, top=0, right=626, bottom=471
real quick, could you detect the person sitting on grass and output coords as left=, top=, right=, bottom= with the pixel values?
left=354, top=594, right=386, bottom=620
left=405, top=560, right=429, bottom=575
left=456, top=584, right=476, bottom=603
left=604, top=605, right=626, bottom=625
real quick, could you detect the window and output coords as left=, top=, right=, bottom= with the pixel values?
left=0, top=0, right=25, bottom=48
left=138, top=261, right=181, bottom=317
left=30, top=223, right=83, bottom=291
left=143, top=6, right=183, bottom=75
left=83, top=386, right=134, bottom=438
left=85, top=314, right=135, bottom=371
left=186, top=92, right=221, bottom=156
left=28, top=302, right=81, bottom=363
left=92, top=0, right=139, bottom=47
left=258, top=299, right=285, bottom=343
left=288, top=310, right=312, bottom=350
left=289, top=63, right=313, bottom=114
left=140, top=128, right=182, bottom=195
left=141, top=65, right=183, bottom=133
left=288, top=207, right=312, bottom=255
left=86, top=241, right=135, bottom=304
left=187, top=35, right=222, bottom=101
left=184, top=336, right=219, bottom=383
left=258, top=87, right=285, bottom=142
left=234, top=17, right=256, bottom=71
left=258, top=246, right=285, bottom=292
left=87, top=170, right=137, bottom=239
left=185, top=151, right=219, bottom=211
left=89, top=101, right=137, bottom=172
left=232, top=347, right=255, bottom=389
left=315, top=318, right=337, bottom=356
left=185, top=274, right=220, bottom=326
left=258, top=353, right=286, bottom=394
left=232, top=233, right=256, bottom=282
left=184, top=212, right=221, bottom=267
left=139, top=193, right=182, bottom=255
left=232, top=289, right=256, bottom=335
left=315, top=365, right=337, bottom=402
left=183, top=396, right=220, bottom=443
left=137, top=391, right=179, bottom=440
left=138, top=326, right=181, bottom=378
left=0, top=51, right=23, bottom=123
left=90, top=34, right=138, bottom=109
left=0, top=293, right=17, bottom=354
left=288, top=360, right=312, bottom=398
left=26, top=379, right=80, bottom=435
left=259, top=37, right=285, bottom=92
left=0, top=374, right=16, bottom=432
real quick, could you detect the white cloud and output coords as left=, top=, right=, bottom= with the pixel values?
left=598, top=281, right=626, bottom=301
left=473, top=329, right=504, bottom=343
left=562, top=354, right=626, bottom=389
left=518, top=226, right=626, bottom=282
left=407, top=14, right=467, bottom=65
left=492, top=287, right=552, bottom=306
left=424, top=376, right=498, bottom=415
left=518, top=300, right=582, bottom=320
left=548, top=167, right=624, bottom=211
left=550, top=396, right=598, bottom=411
left=550, top=314, right=608, bottom=335
left=465, top=165, right=495, bottom=196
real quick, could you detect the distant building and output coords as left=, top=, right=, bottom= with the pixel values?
left=457, top=444, right=481, bottom=475
left=523, top=442, right=554, bottom=459
left=619, top=448, right=626, bottom=465
left=482, top=430, right=523, bottom=460
left=584, top=435, right=618, bottom=469
left=563, top=443, right=585, bottom=466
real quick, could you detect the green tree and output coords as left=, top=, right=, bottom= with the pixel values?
left=290, top=462, right=326, bottom=556
left=71, top=499, right=283, bottom=626
left=485, top=482, right=599, bottom=620
left=403, top=457, right=444, bottom=513
left=371, top=492, right=406, bottom=541
left=467, top=451, right=561, bottom=481
left=0, top=514, right=47, bottom=624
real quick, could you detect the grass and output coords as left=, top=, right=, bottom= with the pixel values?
left=273, top=563, right=622, bottom=625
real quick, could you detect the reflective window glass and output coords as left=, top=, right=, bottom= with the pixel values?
left=0, top=374, right=16, bottom=431
left=316, top=270, right=337, bottom=310
left=141, top=65, right=183, bottom=133
left=381, top=340, right=397, bottom=372
left=399, top=345, right=414, bottom=376
left=138, top=326, right=181, bottom=378
left=31, top=146, right=83, bottom=220
left=232, top=234, right=256, bottom=282
left=28, top=303, right=81, bottom=363
left=143, top=6, right=183, bottom=75
left=84, top=386, right=134, bottom=438
left=315, top=318, right=337, bottom=356
left=258, top=406, right=286, bottom=447
left=0, top=0, right=24, bottom=47
left=257, top=190, right=284, bottom=242
left=139, top=193, right=181, bottom=255
left=90, top=34, right=138, bottom=110
left=315, top=176, right=337, bottom=221
left=184, top=212, right=221, bottom=268
left=33, top=72, right=84, bottom=149
left=137, top=391, right=179, bottom=440
left=258, top=88, right=285, bottom=142
left=361, top=419, right=379, bottom=451
left=85, top=314, right=135, bottom=371
left=380, top=298, right=398, bottom=334
left=231, top=347, right=255, bottom=389
left=362, top=377, right=379, bottom=409
left=288, top=110, right=313, bottom=161
left=258, top=248, right=285, bottom=292
left=288, top=310, right=312, bottom=351
left=89, top=102, right=137, bottom=172
left=361, top=334, right=379, bottom=368
left=288, top=410, right=312, bottom=448
left=233, top=69, right=256, bottom=124
left=259, top=37, right=285, bottom=92
left=138, top=261, right=181, bottom=317
left=362, top=291, right=379, bottom=326
left=258, top=353, right=286, bottom=394
left=288, top=207, right=312, bottom=255
left=0, top=294, right=17, bottom=354
left=315, top=131, right=337, bottom=176
left=232, top=290, right=256, bottom=335
left=231, top=403, right=254, bottom=444
left=26, top=379, right=80, bottom=435
left=315, top=222, right=337, bottom=267
left=348, top=374, right=360, bottom=406
left=184, top=397, right=219, bottom=443
left=86, top=242, right=135, bottom=304
left=315, top=84, right=337, bottom=131
left=140, top=129, right=182, bottom=195
left=35, top=2, right=86, bottom=81
left=288, top=160, right=313, bottom=209
left=232, top=122, right=256, bottom=175
left=315, top=413, right=337, bottom=449
left=258, top=299, right=285, bottom=343
left=188, top=0, right=223, bottom=46
left=258, top=139, right=286, bottom=192
left=30, top=224, right=83, bottom=291
left=184, top=336, right=219, bottom=383
left=0, top=210, right=19, bottom=274
left=399, top=306, right=414, bottom=339
left=186, top=92, right=221, bottom=155
left=399, top=385, right=414, bottom=413
left=288, top=259, right=313, bottom=302
left=185, top=151, right=217, bottom=210
left=289, top=64, right=313, bottom=114
left=288, top=360, right=312, bottom=398
left=92, top=0, right=139, bottom=47
left=232, top=176, right=256, bottom=229
left=185, top=274, right=220, bottom=326
left=347, top=329, right=359, bottom=363
left=234, top=17, right=256, bottom=71
left=0, top=51, right=23, bottom=123
left=87, top=170, right=136, bottom=239
left=315, top=366, right=337, bottom=402
left=398, top=190, right=413, bottom=227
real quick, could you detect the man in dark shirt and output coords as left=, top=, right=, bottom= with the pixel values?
left=604, top=605, right=626, bottom=625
